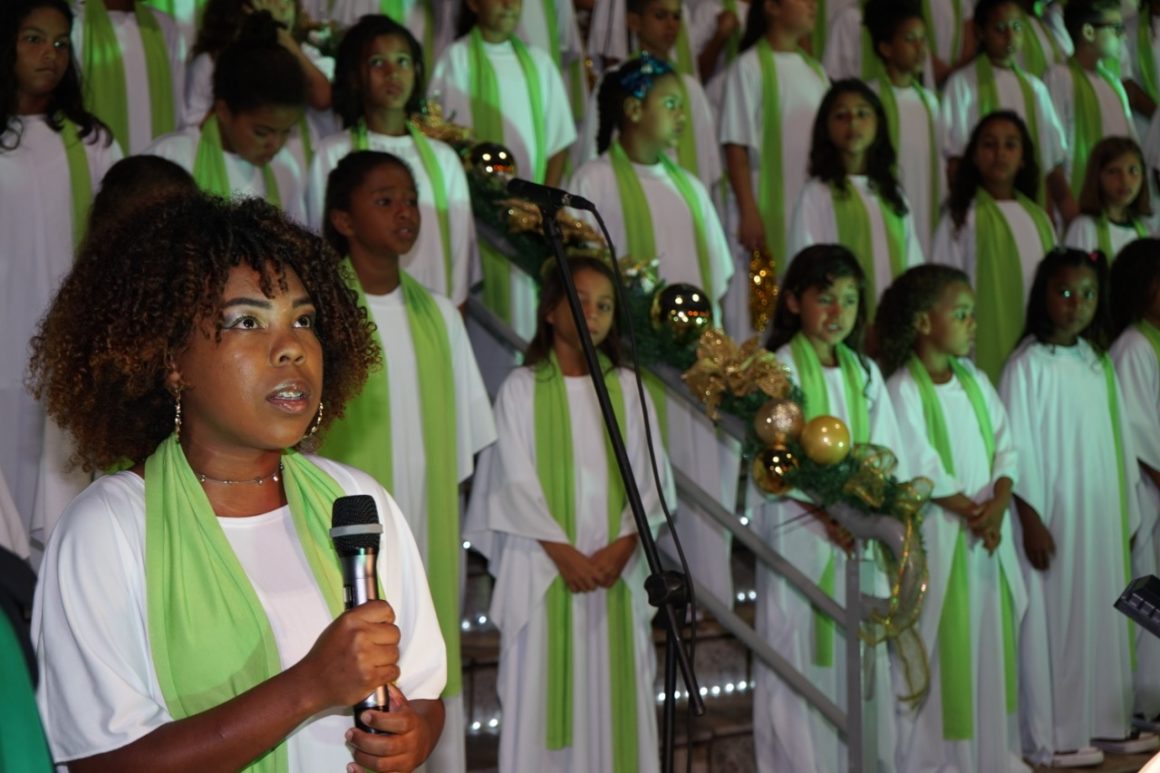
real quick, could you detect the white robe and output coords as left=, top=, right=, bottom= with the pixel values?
left=464, top=366, right=676, bottom=773
left=999, top=337, right=1140, bottom=762
left=821, top=6, right=936, bottom=91
left=0, top=117, right=121, bottom=567
left=586, top=0, right=707, bottom=71
left=1018, top=6, right=1073, bottom=78
left=1127, top=13, right=1160, bottom=141
left=304, top=0, right=455, bottom=67
left=71, top=2, right=187, bottom=155
left=33, top=458, right=446, bottom=770
left=689, top=0, right=751, bottom=85
left=751, top=344, right=906, bottom=773
left=886, top=360, right=1031, bottom=773
left=923, top=0, right=975, bottom=70
left=516, top=0, right=589, bottom=118
left=1044, top=62, right=1138, bottom=190
left=305, top=129, right=477, bottom=305
left=144, top=126, right=308, bottom=223
left=788, top=176, right=926, bottom=304
left=143, top=0, right=201, bottom=51
left=1062, top=214, right=1150, bottom=257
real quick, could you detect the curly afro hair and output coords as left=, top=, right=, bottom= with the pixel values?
left=29, top=193, right=380, bottom=472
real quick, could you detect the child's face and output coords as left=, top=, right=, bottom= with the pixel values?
left=1083, top=9, right=1125, bottom=60
left=826, top=91, right=877, bottom=160
left=767, top=0, right=817, bottom=38
left=923, top=281, right=976, bottom=358
left=1045, top=264, right=1099, bottom=341
left=879, top=17, right=928, bottom=75
left=628, top=0, right=682, bottom=55
left=362, top=34, right=416, bottom=112
left=468, top=0, right=522, bottom=40
left=14, top=7, right=71, bottom=101
left=339, top=164, right=420, bottom=258
left=979, top=2, right=1024, bottom=64
left=217, top=103, right=302, bottom=166
left=636, top=73, right=686, bottom=149
left=972, top=118, right=1024, bottom=190
left=547, top=269, right=616, bottom=350
left=1100, top=151, right=1144, bottom=212
left=791, top=276, right=860, bottom=347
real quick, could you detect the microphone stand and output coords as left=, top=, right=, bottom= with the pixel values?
left=537, top=201, right=704, bottom=773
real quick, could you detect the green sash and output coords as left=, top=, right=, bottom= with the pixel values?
left=859, top=25, right=885, bottom=82
left=352, top=121, right=456, bottom=296
left=810, top=0, right=827, bottom=59
left=535, top=354, right=637, bottom=772
left=830, top=180, right=908, bottom=318
left=975, top=56, right=1044, bottom=203
left=1096, top=216, right=1148, bottom=262
left=972, top=189, right=1055, bottom=383
left=145, top=435, right=350, bottom=773
left=1101, top=354, right=1136, bottom=668
left=878, top=80, right=940, bottom=239
left=790, top=333, right=868, bottom=665
left=674, top=20, right=694, bottom=78
left=193, top=116, right=282, bottom=207
left=82, top=0, right=175, bottom=151
left=321, top=264, right=462, bottom=695
left=608, top=141, right=714, bottom=300
left=1020, top=11, right=1066, bottom=78
left=1067, top=59, right=1134, bottom=196
left=922, top=0, right=962, bottom=65
left=755, top=41, right=826, bottom=262
left=672, top=75, right=700, bottom=179
left=1139, top=15, right=1159, bottom=103
left=297, top=116, right=314, bottom=169
left=59, top=117, right=95, bottom=248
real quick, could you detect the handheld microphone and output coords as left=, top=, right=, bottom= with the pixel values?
left=506, top=177, right=596, bottom=211
left=330, top=494, right=388, bottom=731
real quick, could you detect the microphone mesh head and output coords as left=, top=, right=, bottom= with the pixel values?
left=331, top=495, right=381, bottom=552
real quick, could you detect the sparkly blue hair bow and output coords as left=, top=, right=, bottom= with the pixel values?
left=616, top=52, right=675, bottom=100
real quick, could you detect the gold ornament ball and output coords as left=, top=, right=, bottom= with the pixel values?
left=467, top=142, right=518, bottom=192
left=799, top=415, right=852, bottom=466
left=650, top=283, right=713, bottom=345
left=754, top=398, right=804, bottom=446
left=752, top=446, right=799, bottom=496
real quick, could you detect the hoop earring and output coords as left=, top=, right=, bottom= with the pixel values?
left=307, top=401, right=324, bottom=438
left=174, top=390, right=183, bottom=439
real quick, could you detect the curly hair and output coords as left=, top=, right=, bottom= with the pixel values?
left=324, top=149, right=415, bottom=256
left=595, top=55, right=677, bottom=155
left=1076, top=136, right=1151, bottom=219
left=875, top=264, right=971, bottom=377
left=947, top=110, right=1041, bottom=231
left=28, top=193, right=380, bottom=472
left=1, top=0, right=110, bottom=151
left=808, top=79, right=908, bottom=216
left=333, top=15, right=426, bottom=130
left=83, top=155, right=196, bottom=245
left=524, top=256, right=622, bottom=371
left=1109, top=238, right=1160, bottom=337
left=1021, top=246, right=1113, bottom=353
left=766, top=244, right=870, bottom=361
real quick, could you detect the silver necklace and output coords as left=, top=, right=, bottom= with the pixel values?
left=194, top=462, right=283, bottom=486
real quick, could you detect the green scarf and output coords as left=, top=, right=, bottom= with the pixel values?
left=830, top=179, right=908, bottom=318
left=859, top=24, right=885, bottom=82
left=790, top=333, right=868, bottom=666
left=193, top=115, right=282, bottom=208
left=145, top=435, right=349, bottom=773
left=672, top=75, right=700, bottom=179
left=0, top=615, right=52, bottom=772
left=975, top=56, right=1044, bottom=203
left=608, top=141, right=714, bottom=300
left=535, top=354, right=637, bottom=772
left=755, top=40, right=826, bottom=262
left=82, top=0, right=175, bottom=151
left=810, top=0, right=827, bottom=59
left=1101, top=353, right=1136, bottom=668
left=1096, top=216, right=1148, bottom=262
left=1139, top=14, right=1159, bottom=103
left=906, top=356, right=1018, bottom=736
left=321, top=263, right=462, bottom=695
left=674, top=21, right=694, bottom=78
left=922, top=0, right=962, bottom=66
left=972, top=189, right=1055, bottom=383
left=59, top=117, right=94, bottom=248
left=1067, top=59, right=1134, bottom=196
left=352, top=121, right=455, bottom=296
left=297, top=115, right=314, bottom=170
left=380, top=0, right=436, bottom=74
left=878, top=80, right=940, bottom=239
left=1020, top=10, right=1066, bottom=78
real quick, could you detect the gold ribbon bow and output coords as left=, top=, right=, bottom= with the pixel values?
left=682, top=328, right=792, bottom=419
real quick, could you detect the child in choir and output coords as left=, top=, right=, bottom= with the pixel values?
left=753, top=244, right=905, bottom=772
left=820, top=3, right=935, bottom=90
left=865, top=0, right=944, bottom=256
left=690, top=0, right=746, bottom=83
left=1044, top=0, right=1137, bottom=198
left=933, top=111, right=1056, bottom=383
left=573, top=0, right=721, bottom=191
left=515, top=0, right=589, bottom=121
left=320, top=150, right=496, bottom=773
left=719, top=0, right=828, bottom=338
left=306, top=15, right=474, bottom=305
left=922, top=0, right=978, bottom=86
left=788, top=79, right=925, bottom=317
left=941, top=0, right=1075, bottom=221
left=1064, top=136, right=1152, bottom=255
left=875, top=265, right=1027, bottom=773
left=588, top=0, right=699, bottom=78
left=428, top=0, right=576, bottom=338
left=146, top=13, right=309, bottom=222
left=1016, top=0, right=1072, bottom=78
left=464, top=256, right=674, bottom=773
left=1125, top=0, right=1159, bottom=140
left=1, top=0, right=122, bottom=564
left=184, top=0, right=333, bottom=172
left=83, top=155, right=196, bottom=240
left=1001, top=247, right=1156, bottom=766
left=312, top=0, right=453, bottom=74
left=71, top=0, right=185, bottom=154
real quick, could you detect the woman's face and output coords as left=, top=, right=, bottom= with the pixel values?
left=171, top=264, right=323, bottom=455
left=14, top=6, right=71, bottom=104
left=362, top=33, right=416, bottom=112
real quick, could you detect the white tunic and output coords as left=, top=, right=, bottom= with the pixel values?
left=822, top=6, right=936, bottom=90
left=71, top=2, right=187, bottom=155
left=33, top=458, right=446, bottom=770
left=1018, top=6, right=1073, bottom=77
left=305, top=129, right=477, bottom=305
left=1062, top=214, right=1150, bottom=257
left=516, top=0, right=588, bottom=96
left=144, top=126, right=308, bottom=223
left=924, top=0, right=976, bottom=70
left=1127, top=13, right=1160, bottom=140
left=306, top=0, right=455, bottom=67
left=464, top=366, right=675, bottom=773
left=999, top=337, right=1140, bottom=761
left=788, top=176, right=926, bottom=303
left=940, top=59, right=1068, bottom=175
left=0, top=117, right=121, bottom=566
left=567, top=154, right=734, bottom=322
left=886, top=361, right=1030, bottom=773
left=1043, top=62, right=1137, bottom=189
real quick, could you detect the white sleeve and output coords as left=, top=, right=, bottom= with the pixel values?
left=940, top=71, right=972, bottom=159
left=440, top=142, right=476, bottom=305
left=445, top=300, right=498, bottom=479
left=719, top=55, right=759, bottom=151
left=998, top=347, right=1047, bottom=519
left=930, top=210, right=969, bottom=274
left=539, top=50, right=579, bottom=158
left=885, top=371, right=961, bottom=497
left=904, top=205, right=926, bottom=267
left=1112, top=333, right=1160, bottom=472
left=183, top=53, right=214, bottom=129
left=976, top=360, right=1019, bottom=486
left=572, top=83, right=602, bottom=171
left=1062, top=215, right=1098, bottom=251
left=694, top=175, right=735, bottom=302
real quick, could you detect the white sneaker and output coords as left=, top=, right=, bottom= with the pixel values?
left=1050, top=747, right=1105, bottom=767
left=1093, top=731, right=1160, bottom=755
